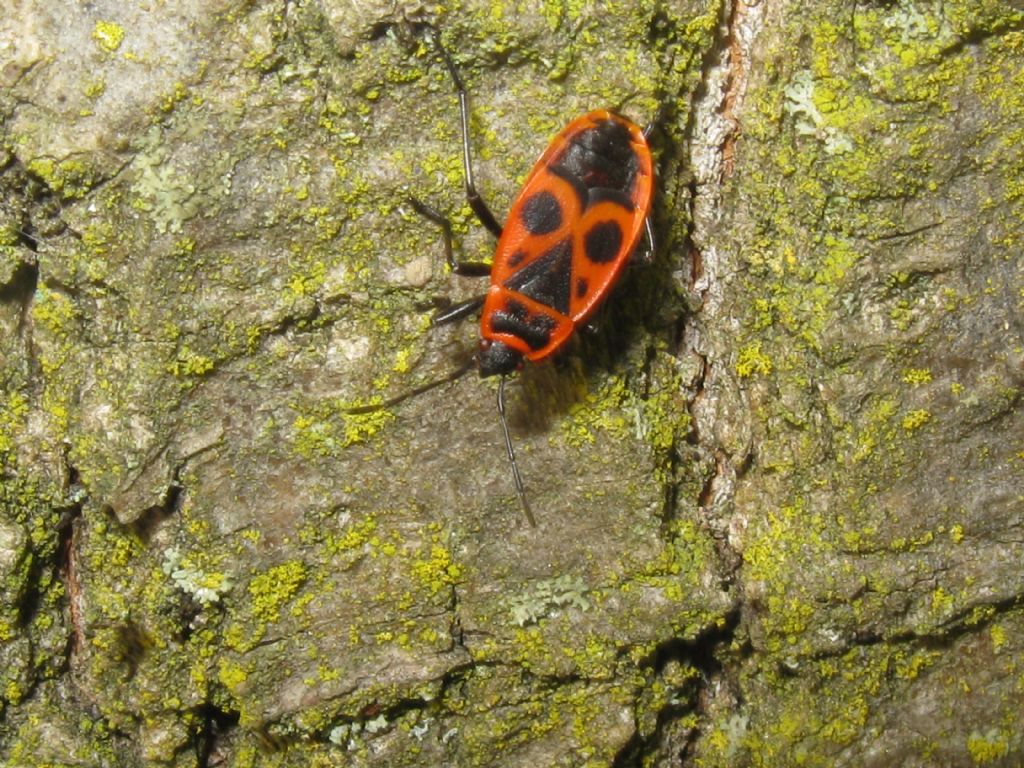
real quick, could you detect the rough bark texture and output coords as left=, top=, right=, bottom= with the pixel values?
left=1, top=0, right=1021, bottom=766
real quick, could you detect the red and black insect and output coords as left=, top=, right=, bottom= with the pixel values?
left=357, top=31, right=656, bottom=525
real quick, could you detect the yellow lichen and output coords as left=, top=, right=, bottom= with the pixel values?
left=249, top=561, right=307, bottom=623
left=736, top=342, right=774, bottom=378
left=217, top=659, right=248, bottom=692
left=92, top=21, right=125, bottom=52
left=410, top=544, right=462, bottom=595
left=901, top=409, right=931, bottom=431
left=966, top=729, right=1010, bottom=764
left=901, top=368, right=932, bottom=385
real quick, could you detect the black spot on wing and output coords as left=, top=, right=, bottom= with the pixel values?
left=503, top=238, right=572, bottom=315
left=491, top=299, right=557, bottom=351
left=507, top=250, right=528, bottom=268
left=520, top=190, right=562, bottom=234
left=575, top=277, right=589, bottom=299
left=584, top=221, right=624, bottom=264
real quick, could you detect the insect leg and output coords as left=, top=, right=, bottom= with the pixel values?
left=428, top=30, right=504, bottom=239
left=408, top=196, right=492, bottom=276
left=497, top=377, right=536, bottom=527
left=433, top=295, right=485, bottom=326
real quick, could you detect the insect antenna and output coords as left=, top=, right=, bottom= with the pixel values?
left=496, top=377, right=536, bottom=527
left=344, top=358, right=475, bottom=415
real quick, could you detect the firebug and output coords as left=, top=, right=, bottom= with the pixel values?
left=354, top=29, right=657, bottom=526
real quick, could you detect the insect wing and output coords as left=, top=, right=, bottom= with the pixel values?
left=482, top=110, right=654, bottom=362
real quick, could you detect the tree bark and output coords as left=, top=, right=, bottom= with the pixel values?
left=1, top=1, right=1021, bottom=765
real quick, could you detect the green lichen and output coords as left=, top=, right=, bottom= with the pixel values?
left=249, top=560, right=308, bottom=623
left=290, top=401, right=396, bottom=459
left=324, top=515, right=378, bottom=555
left=900, top=408, right=931, bottom=431
left=83, top=79, right=106, bottom=99
left=901, top=367, right=932, bottom=385
left=712, top=643, right=945, bottom=765
left=735, top=342, right=773, bottom=378
left=217, top=658, right=249, bottom=692
left=167, top=345, right=215, bottom=378
left=31, top=286, right=76, bottom=338
left=966, top=729, right=1011, bottom=765
left=409, top=542, right=462, bottom=596
left=0, top=391, right=29, bottom=455
left=558, top=375, right=631, bottom=448
left=25, top=157, right=96, bottom=199
left=743, top=497, right=837, bottom=652
left=86, top=517, right=143, bottom=571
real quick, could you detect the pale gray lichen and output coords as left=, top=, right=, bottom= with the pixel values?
left=410, top=717, right=432, bottom=740
left=328, top=723, right=349, bottom=746
left=783, top=70, right=853, bottom=154
left=328, top=713, right=389, bottom=749
left=161, top=547, right=233, bottom=606
left=883, top=0, right=952, bottom=44
left=506, top=575, right=592, bottom=626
